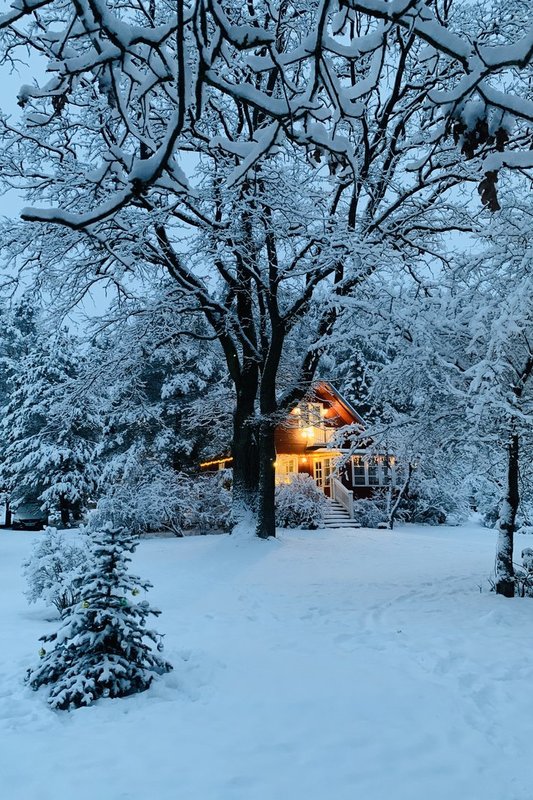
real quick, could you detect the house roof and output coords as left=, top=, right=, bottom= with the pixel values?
left=313, top=380, right=366, bottom=428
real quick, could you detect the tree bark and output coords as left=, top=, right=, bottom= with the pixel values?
left=495, top=431, right=519, bottom=597
left=4, top=498, right=11, bottom=528
left=59, top=494, right=70, bottom=527
left=231, top=397, right=259, bottom=519
left=256, top=421, right=277, bottom=539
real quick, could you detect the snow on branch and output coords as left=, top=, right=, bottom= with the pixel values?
left=0, top=0, right=52, bottom=28
left=348, top=1, right=533, bottom=119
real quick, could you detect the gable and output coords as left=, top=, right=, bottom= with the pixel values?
left=274, top=381, right=364, bottom=455
left=312, top=381, right=365, bottom=427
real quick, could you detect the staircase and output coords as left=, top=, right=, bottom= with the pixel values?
left=323, top=499, right=361, bottom=529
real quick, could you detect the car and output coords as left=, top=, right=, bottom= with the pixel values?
left=11, top=502, right=48, bottom=530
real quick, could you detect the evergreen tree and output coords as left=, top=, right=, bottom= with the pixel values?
left=0, top=327, right=101, bottom=524
left=0, top=297, right=41, bottom=524
left=26, top=523, right=172, bottom=710
left=0, top=296, right=39, bottom=408
left=94, top=288, right=232, bottom=489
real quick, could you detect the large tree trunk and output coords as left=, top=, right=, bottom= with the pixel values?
left=256, top=421, right=277, bottom=539
left=495, top=431, right=519, bottom=597
left=231, top=400, right=259, bottom=519
left=255, top=324, right=285, bottom=539
left=231, top=362, right=260, bottom=522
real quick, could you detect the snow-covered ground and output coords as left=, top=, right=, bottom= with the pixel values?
left=1, top=521, right=533, bottom=800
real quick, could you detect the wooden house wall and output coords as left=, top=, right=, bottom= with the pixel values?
left=274, top=422, right=308, bottom=456
left=275, top=384, right=356, bottom=456
left=312, top=382, right=357, bottom=426
left=297, top=460, right=314, bottom=479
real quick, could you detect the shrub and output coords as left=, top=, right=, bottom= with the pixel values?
left=94, top=468, right=232, bottom=536
left=506, top=548, right=533, bottom=598
left=181, top=471, right=233, bottom=534
left=516, top=500, right=533, bottom=533
left=275, top=474, right=327, bottom=529
left=23, top=527, right=88, bottom=614
left=93, top=463, right=184, bottom=535
left=401, top=474, right=470, bottom=525
left=352, top=496, right=389, bottom=528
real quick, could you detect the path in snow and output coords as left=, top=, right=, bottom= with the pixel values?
left=1, top=522, right=532, bottom=800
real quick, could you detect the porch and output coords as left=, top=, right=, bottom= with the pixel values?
left=274, top=451, right=397, bottom=520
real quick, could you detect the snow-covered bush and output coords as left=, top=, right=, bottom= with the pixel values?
left=472, top=479, right=533, bottom=532
left=181, top=471, right=233, bottom=534
left=23, top=528, right=88, bottom=615
left=469, top=477, right=502, bottom=528
left=93, top=462, right=184, bottom=535
left=401, top=474, right=470, bottom=526
left=509, top=549, right=533, bottom=598
left=26, top=523, right=172, bottom=710
left=275, top=474, right=327, bottom=529
left=516, top=497, right=533, bottom=534
left=94, top=465, right=232, bottom=537
left=352, top=496, right=389, bottom=528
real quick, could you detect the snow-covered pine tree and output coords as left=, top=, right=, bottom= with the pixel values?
left=0, top=327, right=101, bottom=525
left=90, top=288, right=232, bottom=533
left=0, top=297, right=40, bottom=525
left=26, top=523, right=172, bottom=710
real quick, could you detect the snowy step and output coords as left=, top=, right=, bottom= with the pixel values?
left=323, top=520, right=361, bottom=529
left=323, top=498, right=361, bottom=528
left=324, top=506, right=351, bottom=518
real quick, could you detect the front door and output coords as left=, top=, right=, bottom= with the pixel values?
left=313, top=457, right=334, bottom=496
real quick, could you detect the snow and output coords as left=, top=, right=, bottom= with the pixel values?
left=2, top=522, right=533, bottom=799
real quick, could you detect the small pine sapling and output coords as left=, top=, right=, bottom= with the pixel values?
left=26, top=524, right=172, bottom=710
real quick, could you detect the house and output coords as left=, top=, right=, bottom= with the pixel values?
left=200, top=381, right=396, bottom=519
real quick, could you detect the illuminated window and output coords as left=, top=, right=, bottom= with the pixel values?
left=352, top=457, right=366, bottom=486
left=351, top=455, right=396, bottom=486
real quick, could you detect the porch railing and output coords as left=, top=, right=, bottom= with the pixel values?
left=313, top=426, right=336, bottom=445
left=331, top=477, right=354, bottom=519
